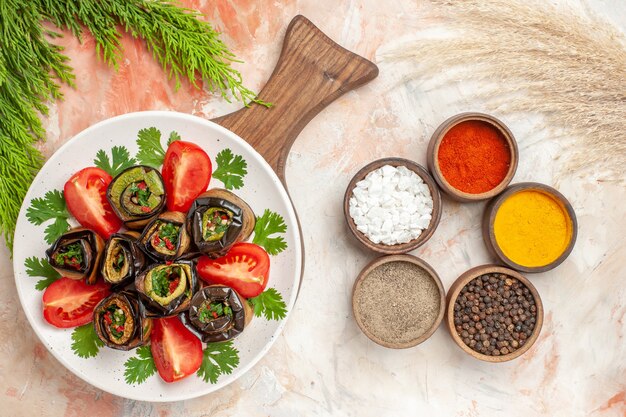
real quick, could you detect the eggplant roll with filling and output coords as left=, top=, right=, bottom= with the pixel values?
left=45, top=228, right=104, bottom=284
left=182, top=285, right=252, bottom=343
left=93, top=291, right=152, bottom=350
left=139, top=211, right=190, bottom=261
left=186, top=189, right=255, bottom=258
left=135, top=261, right=197, bottom=317
left=101, top=231, right=145, bottom=287
left=106, top=165, right=166, bottom=229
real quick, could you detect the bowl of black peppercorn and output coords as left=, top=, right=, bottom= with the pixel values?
left=446, top=265, right=544, bottom=362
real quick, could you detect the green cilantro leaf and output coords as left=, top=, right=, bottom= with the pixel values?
left=44, top=217, right=71, bottom=245
left=212, top=149, right=247, bottom=190
left=248, top=288, right=288, bottom=321
left=124, top=345, right=157, bottom=385
left=71, top=323, right=104, bottom=359
left=167, top=131, right=181, bottom=145
left=26, top=190, right=69, bottom=225
left=26, top=190, right=70, bottom=244
left=197, top=341, right=240, bottom=384
left=24, top=256, right=61, bottom=290
left=136, top=127, right=166, bottom=167
left=252, top=209, right=288, bottom=255
left=94, top=146, right=137, bottom=176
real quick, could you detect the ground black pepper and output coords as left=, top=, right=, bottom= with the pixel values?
left=453, top=273, right=537, bottom=356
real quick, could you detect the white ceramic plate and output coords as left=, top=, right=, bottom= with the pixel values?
left=12, top=111, right=302, bottom=402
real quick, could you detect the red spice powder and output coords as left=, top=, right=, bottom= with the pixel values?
left=437, top=120, right=511, bottom=194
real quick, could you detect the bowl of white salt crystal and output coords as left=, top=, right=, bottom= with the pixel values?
left=343, top=158, right=442, bottom=254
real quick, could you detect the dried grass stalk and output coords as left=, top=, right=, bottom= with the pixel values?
left=381, top=0, right=626, bottom=181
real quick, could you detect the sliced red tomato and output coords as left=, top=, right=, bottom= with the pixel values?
left=196, top=243, right=270, bottom=298
left=162, top=140, right=212, bottom=212
left=43, top=278, right=111, bottom=328
left=151, top=317, right=203, bottom=383
left=64, top=167, right=122, bottom=239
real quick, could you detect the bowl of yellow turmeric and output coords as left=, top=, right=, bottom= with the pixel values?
left=482, top=182, right=577, bottom=273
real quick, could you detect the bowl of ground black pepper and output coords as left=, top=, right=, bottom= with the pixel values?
left=427, top=112, right=519, bottom=202
left=446, top=265, right=543, bottom=362
left=352, top=254, right=446, bottom=349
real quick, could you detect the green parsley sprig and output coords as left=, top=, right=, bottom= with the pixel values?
left=24, top=256, right=61, bottom=290
left=212, top=149, right=248, bottom=190
left=253, top=210, right=288, bottom=255
left=249, top=288, right=288, bottom=321
left=71, top=323, right=104, bottom=358
left=124, top=345, right=157, bottom=385
left=26, top=190, right=70, bottom=244
left=197, top=341, right=240, bottom=384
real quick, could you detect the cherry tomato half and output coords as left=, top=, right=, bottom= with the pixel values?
left=151, top=317, right=203, bottom=383
left=43, top=278, right=111, bottom=328
left=162, top=140, right=212, bottom=212
left=196, top=243, right=270, bottom=298
left=64, top=167, right=122, bottom=239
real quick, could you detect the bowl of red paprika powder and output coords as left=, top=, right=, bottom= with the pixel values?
left=427, top=113, right=519, bottom=202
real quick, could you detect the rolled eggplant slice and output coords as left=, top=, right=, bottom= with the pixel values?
left=186, top=189, right=255, bottom=258
left=139, top=211, right=190, bottom=261
left=101, top=231, right=145, bottom=287
left=106, top=165, right=166, bottom=229
left=93, top=291, right=152, bottom=351
left=183, top=285, right=252, bottom=343
left=45, top=228, right=104, bottom=284
left=135, top=261, right=197, bottom=317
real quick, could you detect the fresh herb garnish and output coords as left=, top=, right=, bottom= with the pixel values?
left=151, top=268, right=171, bottom=298
left=136, top=127, right=166, bottom=168
left=252, top=210, right=288, bottom=255
left=71, top=323, right=104, bottom=358
left=167, top=131, right=181, bottom=145
left=53, top=242, right=83, bottom=268
left=202, top=208, right=232, bottom=241
left=198, top=301, right=233, bottom=322
left=157, top=222, right=180, bottom=247
left=197, top=341, right=240, bottom=384
left=248, top=288, right=288, bottom=320
left=113, top=253, right=125, bottom=271
left=124, top=345, right=157, bottom=385
left=26, top=190, right=71, bottom=244
left=212, top=149, right=248, bottom=190
left=129, top=182, right=152, bottom=207
left=94, top=145, right=136, bottom=176
left=105, top=306, right=126, bottom=338
left=24, top=256, right=61, bottom=290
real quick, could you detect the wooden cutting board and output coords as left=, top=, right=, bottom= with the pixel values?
left=211, top=15, right=378, bottom=292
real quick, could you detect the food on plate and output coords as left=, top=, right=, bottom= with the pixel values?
left=139, top=211, right=190, bottom=261
left=196, top=242, right=269, bottom=298
left=101, top=232, right=146, bottom=287
left=46, top=228, right=105, bottom=284
left=187, top=189, right=255, bottom=257
left=43, top=278, right=111, bottom=328
left=162, top=140, right=212, bottom=213
left=64, top=167, right=123, bottom=239
left=135, top=261, right=197, bottom=317
left=183, top=285, right=252, bottom=343
left=107, top=165, right=166, bottom=229
left=94, top=291, right=152, bottom=350
left=150, top=316, right=203, bottom=383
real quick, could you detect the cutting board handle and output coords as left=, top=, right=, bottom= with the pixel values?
left=212, top=15, right=379, bottom=183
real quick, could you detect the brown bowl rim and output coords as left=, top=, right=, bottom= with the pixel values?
left=352, top=254, right=446, bottom=349
left=482, top=182, right=578, bottom=273
left=445, top=264, right=544, bottom=362
left=426, top=112, right=519, bottom=202
left=343, top=158, right=442, bottom=254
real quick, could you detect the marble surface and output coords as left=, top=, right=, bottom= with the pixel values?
left=1, top=0, right=624, bottom=416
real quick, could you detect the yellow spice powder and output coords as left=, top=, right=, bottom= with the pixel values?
left=494, top=190, right=572, bottom=267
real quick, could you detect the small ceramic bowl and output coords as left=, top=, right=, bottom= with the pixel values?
left=427, top=112, right=519, bottom=202
left=352, top=254, right=446, bottom=349
left=483, top=182, right=578, bottom=273
left=343, top=158, right=442, bottom=254
left=446, top=265, right=544, bottom=362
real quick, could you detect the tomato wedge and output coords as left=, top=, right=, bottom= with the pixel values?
left=151, top=317, right=203, bottom=383
left=162, top=140, right=212, bottom=212
left=64, top=167, right=122, bottom=239
left=196, top=243, right=270, bottom=298
left=43, top=278, right=111, bottom=328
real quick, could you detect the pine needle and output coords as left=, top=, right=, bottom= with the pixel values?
left=381, top=0, right=626, bottom=182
